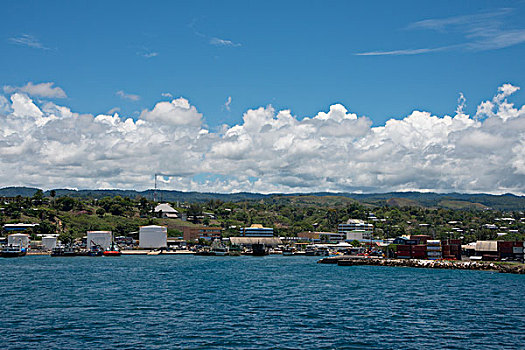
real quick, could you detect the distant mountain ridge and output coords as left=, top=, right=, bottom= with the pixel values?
left=0, top=186, right=524, bottom=211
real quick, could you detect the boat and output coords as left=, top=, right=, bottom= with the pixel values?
left=282, top=246, right=296, bottom=256
left=51, top=245, right=79, bottom=257
left=305, top=245, right=317, bottom=256
left=1, top=244, right=27, bottom=258
left=103, top=241, right=121, bottom=256
left=210, top=239, right=229, bottom=256
left=88, top=244, right=104, bottom=256
left=252, top=243, right=268, bottom=256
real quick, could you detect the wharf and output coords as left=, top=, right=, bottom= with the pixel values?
left=121, top=250, right=195, bottom=255
left=27, top=251, right=51, bottom=256
left=318, top=256, right=525, bottom=274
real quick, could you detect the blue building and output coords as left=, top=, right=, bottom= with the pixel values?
left=240, top=224, right=274, bottom=237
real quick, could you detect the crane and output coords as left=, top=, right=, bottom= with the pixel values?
left=153, top=173, right=180, bottom=202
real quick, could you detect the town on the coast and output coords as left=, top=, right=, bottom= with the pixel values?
left=1, top=188, right=524, bottom=273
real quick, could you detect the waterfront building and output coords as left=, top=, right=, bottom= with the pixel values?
left=139, top=225, right=167, bottom=249
left=87, top=231, right=113, bottom=251
left=7, top=233, right=30, bottom=248
left=3, top=223, right=39, bottom=233
left=183, top=226, right=222, bottom=241
left=297, top=231, right=344, bottom=242
left=240, top=224, right=274, bottom=237
left=42, top=236, right=57, bottom=250
left=338, top=219, right=373, bottom=241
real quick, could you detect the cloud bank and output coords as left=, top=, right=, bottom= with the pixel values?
left=0, top=84, right=524, bottom=194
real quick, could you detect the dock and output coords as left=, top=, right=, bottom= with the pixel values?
left=121, top=250, right=195, bottom=255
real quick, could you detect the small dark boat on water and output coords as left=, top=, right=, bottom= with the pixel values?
left=88, top=242, right=104, bottom=256
left=1, top=244, right=27, bottom=258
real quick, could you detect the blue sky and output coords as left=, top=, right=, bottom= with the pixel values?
left=2, top=0, right=524, bottom=127
left=1, top=1, right=525, bottom=194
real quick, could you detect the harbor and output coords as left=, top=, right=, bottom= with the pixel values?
left=1, top=254, right=523, bottom=349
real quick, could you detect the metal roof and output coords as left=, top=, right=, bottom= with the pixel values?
left=230, top=237, right=282, bottom=246
left=154, top=203, right=178, bottom=213
left=475, top=241, right=498, bottom=252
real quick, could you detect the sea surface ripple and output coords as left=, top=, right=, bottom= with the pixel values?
left=0, top=255, right=524, bottom=349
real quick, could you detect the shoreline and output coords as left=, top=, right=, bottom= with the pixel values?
left=318, top=256, right=525, bottom=274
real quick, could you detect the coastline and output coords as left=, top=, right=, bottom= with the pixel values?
left=318, top=256, right=525, bottom=274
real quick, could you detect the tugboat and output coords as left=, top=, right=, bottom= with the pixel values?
left=103, top=241, right=121, bottom=256
left=252, top=243, right=268, bottom=256
left=1, top=244, right=27, bottom=258
left=88, top=241, right=104, bottom=256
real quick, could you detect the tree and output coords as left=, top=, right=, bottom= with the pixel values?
left=58, top=231, right=74, bottom=245
left=32, top=189, right=44, bottom=206
left=187, top=203, right=203, bottom=223
left=49, top=190, right=56, bottom=207
left=56, top=197, right=77, bottom=211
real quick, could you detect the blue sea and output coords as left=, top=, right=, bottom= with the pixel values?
left=1, top=255, right=524, bottom=349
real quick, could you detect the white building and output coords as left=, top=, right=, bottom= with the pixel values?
left=42, top=236, right=57, bottom=250
left=7, top=233, right=30, bottom=248
left=154, top=203, right=179, bottom=219
left=139, top=225, right=168, bottom=249
left=345, top=230, right=371, bottom=241
left=338, top=219, right=373, bottom=241
left=87, top=231, right=113, bottom=250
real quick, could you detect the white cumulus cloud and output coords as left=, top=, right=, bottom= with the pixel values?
left=0, top=83, right=524, bottom=194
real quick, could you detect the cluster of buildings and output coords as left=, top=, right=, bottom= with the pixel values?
left=2, top=210, right=524, bottom=261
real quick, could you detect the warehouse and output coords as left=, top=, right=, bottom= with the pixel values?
left=42, top=236, right=57, bottom=250
left=7, top=233, right=30, bottom=248
left=87, top=231, right=113, bottom=250
left=139, top=225, right=167, bottom=249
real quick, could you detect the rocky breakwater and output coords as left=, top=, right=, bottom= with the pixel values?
left=318, top=256, right=525, bottom=274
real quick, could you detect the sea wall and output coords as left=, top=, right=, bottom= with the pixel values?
left=318, top=256, right=525, bottom=274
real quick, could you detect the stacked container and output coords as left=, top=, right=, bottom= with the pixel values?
left=441, top=239, right=461, bottom=260
left=498, top=241, right=525, bottom=260
left=411, top=245, right=427, bottom=259
left=427, top=240, right=442, bottom=260
left=396, top=245, right=412, bottom=259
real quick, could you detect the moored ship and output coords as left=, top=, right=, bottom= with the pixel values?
left=51, top=245, right=79, bottom=257
left=1, top=244, right=27, bottom=258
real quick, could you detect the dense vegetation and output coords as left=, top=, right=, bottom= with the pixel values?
left=1, top=189, right=524, bottom=243
left=1, top=187, right=525, bottom=211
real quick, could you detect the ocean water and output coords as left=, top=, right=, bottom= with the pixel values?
left=0, top=255, right=523, bottom=349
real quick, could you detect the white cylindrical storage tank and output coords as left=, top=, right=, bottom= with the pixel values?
left=139, top=225, right=167, bottom=249
left=42, top=236, right=57, bottom=250
left=8, top=233, right=30, bottom=248
left=87, top=231, right=113, bottom=250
